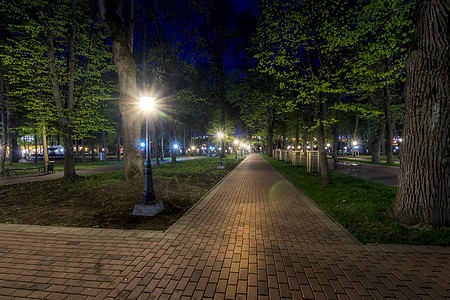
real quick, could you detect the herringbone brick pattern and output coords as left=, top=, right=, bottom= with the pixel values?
left=0, top=154, right=448, bottom=299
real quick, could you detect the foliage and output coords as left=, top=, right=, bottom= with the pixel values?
left=0, top=0, right=117, bottom=140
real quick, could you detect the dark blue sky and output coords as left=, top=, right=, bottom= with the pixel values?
left=229, top=0, right=254, bottom=12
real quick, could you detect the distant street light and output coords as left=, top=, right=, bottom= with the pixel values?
left=173, top=144, right=178, bottom=160
left=132, top=96, right=164, bottom=216
left=234, top=139, right=239, bottom=160
left=217, top=132, right=225, bottom=169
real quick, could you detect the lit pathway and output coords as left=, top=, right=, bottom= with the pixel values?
left=0, top=154, right=448, bottom=299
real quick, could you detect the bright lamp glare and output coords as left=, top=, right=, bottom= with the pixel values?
left=217, top=132, right=224, bottom=139
left=173, top=144, right=178, bottom=149
left=140, top=96, right=155, bottom=111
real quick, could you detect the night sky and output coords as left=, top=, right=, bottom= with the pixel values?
left=229, top=0, right=255, bottom=12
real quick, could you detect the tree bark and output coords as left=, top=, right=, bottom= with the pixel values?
left=383, top=57, right=394, bottom=164
left=42, top=122, right=49, bottom=172
left=99, top=0, right=144, bottom=180
left=45, top=2, right=77, bottom=179
left=390, top=0, right=450, bottom=227
left=315, top=92, right=331, bottom=185
left=265, top=105, right=273, bottom=156
left=371, top=119, right=384, bottom=163
left=332, top=103, right=340, bottom=168
left=0, top=56, right=6, bottom=170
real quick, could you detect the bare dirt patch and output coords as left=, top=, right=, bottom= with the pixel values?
left=0, top=167, right=222, bottom=230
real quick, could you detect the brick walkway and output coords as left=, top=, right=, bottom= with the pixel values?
left=0, top=154, right=448, bottom=299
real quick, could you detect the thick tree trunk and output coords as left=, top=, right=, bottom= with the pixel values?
left=62, top=127, right=76, bottom=178
left=383, top=58, right=394, bottom=164
left=390, top=0, right=450, bottom=227
left=117, top=111, right=121, bottom=161
left=46, top=3, right=77, bottom=179
left=8, top=124, right=20, bottom=164
left=99, top=0, right=144, bottom=180
left=315, top=93, right=331, bottom=185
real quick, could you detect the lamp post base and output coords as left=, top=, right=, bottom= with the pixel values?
left=132, top=201, right=164, bottom=217
left=217, top=165, right=225, bottom=169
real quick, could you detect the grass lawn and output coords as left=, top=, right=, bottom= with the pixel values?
left=263, top=155, right=449, bottom=246
left=0, top=156, right=243, bottom=230
left=1, top=159, right=123, bottom=173
left=339, top=154, right=400, bottom=166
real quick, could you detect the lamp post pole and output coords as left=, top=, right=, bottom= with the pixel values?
left=217, top=132, right=225, bottom=169
left=132, top=96, right=164, bottom=217
left=142, top=112, right=156, bottom=204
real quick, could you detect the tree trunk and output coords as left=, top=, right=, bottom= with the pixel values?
left=91, top=131, right=95, bottom=161
left=42, top=122, right=49, bottom=172
left=371, top=105, right=384, bottom=163
left=366, top=118, right=372, bottom=154
left=390, top=0, right=450, bottom=227
left=62, top=127, right=75, bottom=178
left=117, top=111, right=121, bottom=161
left=46, top=2, right=77, bottom=179
left=301, top=111, right=308, bottom=151
left=353, top=116, right=359, bottom=142
left=295, top=111, right=299, bottom=150
left=81, top=139, right=86, bottom=164
left=0, top=56, right=7, bottom=170
left=383, top=57, right=394, bottom=164
left=332, top=106, right=340, bottom=168
left=265, top=105, right=273, bottom=156
left=34, top=135, right=38, bottom=163
left=99, top=0, right=144, bottom=180
left=8, top=124, right=20, bottom=164
left=315, top=92, right=331, bottom=185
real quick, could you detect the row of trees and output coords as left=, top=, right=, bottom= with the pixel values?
left=0, top=0, right=448, bottom=226
left=244, top=0, right=448, bottom=226
left=0, top=0, right=248, bottom=179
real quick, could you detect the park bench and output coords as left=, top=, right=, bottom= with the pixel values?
left=1, top=162, right=54, bottom=178
left=335, top=160, right=362, bottom=174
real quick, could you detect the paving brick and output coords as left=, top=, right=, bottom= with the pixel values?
left=0, top=154, right=448, bottom=299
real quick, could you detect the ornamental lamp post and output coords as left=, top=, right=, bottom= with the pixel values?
left=132, top=96, right=164, bottom=216
left=217, top=132, right=225, bottom=169
left=173, top=144, right=178, bottom=160
left=352, top=141, right=358, bottom=160
left=234, top=139, right=239, bottom=160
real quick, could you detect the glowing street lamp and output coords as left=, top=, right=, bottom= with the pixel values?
left=173, top=144, right=178, bottom=160
left=217, top=132, right=225, bottom=169
left=234, top=139, right=239, bottom=160
left=132, top=96, right=164, bottom=216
